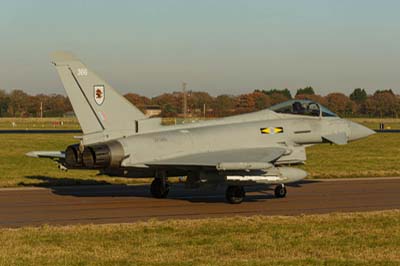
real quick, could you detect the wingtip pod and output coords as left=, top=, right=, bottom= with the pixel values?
left=25, top=151, right=38, bottom=158
left=51, top=51, right=79, bottom=65
left=25, top=151, right=66, bottom=159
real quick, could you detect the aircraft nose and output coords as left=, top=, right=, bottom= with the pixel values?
left=347, top=121, right=375, bottom=141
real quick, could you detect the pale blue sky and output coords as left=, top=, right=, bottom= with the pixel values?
left=0, top=0, right=399, bottom=96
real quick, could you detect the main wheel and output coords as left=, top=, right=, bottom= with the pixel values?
left=274, top=184, right=287, bottom=198
left=150, top=178, right=169, bottom=198
left=225, top=186, right=245, bottom=204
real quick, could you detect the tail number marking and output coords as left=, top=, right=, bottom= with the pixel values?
left=77, top=68, right=88, bottom=76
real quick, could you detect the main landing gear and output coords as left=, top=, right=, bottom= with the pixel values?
left=225, top=184, right=287, bottom=204
left=150, top=177, right=170, bottom=198
left=150, top=171, right=287, bottom=203
left=225, top=186, right=246, bottom=204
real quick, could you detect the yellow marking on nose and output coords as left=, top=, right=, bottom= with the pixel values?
left=260, top=127, right=284, bottom=134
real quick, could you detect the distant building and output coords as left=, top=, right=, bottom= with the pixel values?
left=144, top=105, right=162, bottom=117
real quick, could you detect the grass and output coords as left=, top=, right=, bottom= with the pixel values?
left=304, top=133, right=400, bottom=178
left=350, top=118, right=400, bottom=130
left=0, top=133, right=399, bottom=187
left=0, top=134, right=143, bottom=187
left=0, top=117, right=80, bottom=130
left=0, top=210, right=399, bottom=266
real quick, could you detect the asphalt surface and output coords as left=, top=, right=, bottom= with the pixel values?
left=0, top=177, right=399, bottom=228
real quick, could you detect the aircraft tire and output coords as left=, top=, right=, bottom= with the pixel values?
left=274, top=184, right=287, bottom=198
left=225, top=186, right=245, bottom=204
left=150, top=178, right=169, bottom=198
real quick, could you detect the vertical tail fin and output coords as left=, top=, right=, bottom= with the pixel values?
left=51, top=51, right=146, bottom=135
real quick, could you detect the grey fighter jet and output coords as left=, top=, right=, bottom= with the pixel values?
left=27, top=52, right=375, bottom=204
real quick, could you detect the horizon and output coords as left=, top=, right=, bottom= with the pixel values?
left=2, top=86, right=397, bottom=98
left=1, top=0, right=399, bottom=97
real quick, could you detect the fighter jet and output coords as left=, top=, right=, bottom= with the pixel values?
left=27, top=52, right=375, bottom=204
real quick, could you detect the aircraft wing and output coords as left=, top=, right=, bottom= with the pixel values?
left=145, top=147, right=286, bottom=168
left=26, top=151, right=65, bottom=160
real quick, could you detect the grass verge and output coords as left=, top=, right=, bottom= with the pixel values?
left=304, top=133, right=400, bottom=178
left=0, top=117, right=80, bottom=130
left=0, top=210, right=399, bottom=266
left=350, top=118, right=400, bottom=130
left=0, top=134, right=140, bottom=187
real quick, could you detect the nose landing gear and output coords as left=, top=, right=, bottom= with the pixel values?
left=274, top=184, right=287, bottom=198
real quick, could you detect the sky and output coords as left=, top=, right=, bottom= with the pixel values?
left=0, top=0, right=399, bottom=97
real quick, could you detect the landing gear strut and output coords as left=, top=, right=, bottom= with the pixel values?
left=274, top=184, right=287, bottom=198
left=150, top=175, right=169, bottom=198
left=225, top=185, right=245, bottom=204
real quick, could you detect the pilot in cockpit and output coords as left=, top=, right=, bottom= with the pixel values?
left=292, top=101, right=305, bottom=114
left=270, top=100, right=337, bottom=117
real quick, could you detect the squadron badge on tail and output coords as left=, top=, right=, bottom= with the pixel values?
left=94, top=85, right=105, bottom=105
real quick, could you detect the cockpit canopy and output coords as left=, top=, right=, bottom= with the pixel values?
left=269, top=100, right=337, bottom=117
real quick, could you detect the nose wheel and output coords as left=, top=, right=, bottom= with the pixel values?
left=274, top=184, right=287, bottom=198
left=225, top=185, right=245, bottom=204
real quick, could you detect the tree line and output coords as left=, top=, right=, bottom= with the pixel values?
left=0, top=87, right=398, bottom=118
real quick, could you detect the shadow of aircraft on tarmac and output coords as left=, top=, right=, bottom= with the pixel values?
left=22, top=175, right=319, bottom=203
left=20, top=175, right=113, bottom=187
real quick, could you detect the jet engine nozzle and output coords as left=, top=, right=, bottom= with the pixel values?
left=65, top=144, right=83, bottom=168
left=82, top=141, right=125, bottom=169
